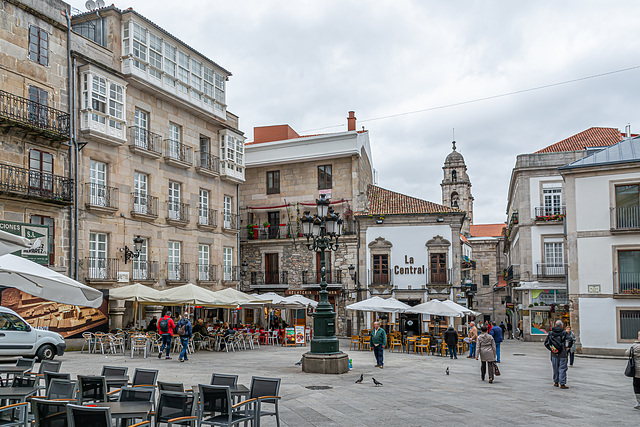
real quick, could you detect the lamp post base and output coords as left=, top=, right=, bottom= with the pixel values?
left=301, top=351, right=350, bottom=374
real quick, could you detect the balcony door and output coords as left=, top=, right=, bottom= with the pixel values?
left=89, top=232, right=107, bottom=279
left=28, top=85, right=48, bottom=127
left=268, top=211, right=279, bottom=239
left=265, top=253, right=279, bottom=284
left=132, top=238, right=148, bottom=280
left=199, top=189, right=209, bottom=225
left=168, top=181, right=181, bottom=220
left=316, top=251, right=331, bottom=284
left=544, top=242, right=564, bottom=276
left=223, top=247, right=232, bottom=281
left=372, top=254, right=389, bottom=285
left=134, top=108, right=148, bottom=148
left=200, top=136, right=210, bottom=168
left=133, top=172, right=148, bottom=214
left=543, top=188, right=562, bottom=215
left=430, top=253, right=447, bottom=284
left=29, top=149, right=53, bottom=196
left=223, top=196, right=232, bottom=228
left=90, top=160, right=107, bottom=206
left=198, top=244, right=210, bottom=281
left=616, top=184, right=640, bottom=228
left=168, top=241, right=181, bottom=281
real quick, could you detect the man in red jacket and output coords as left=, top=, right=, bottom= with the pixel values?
left=157, top=311, right=175, bottom=359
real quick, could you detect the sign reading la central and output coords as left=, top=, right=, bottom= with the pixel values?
left=394, top=255, right=425, bottom=275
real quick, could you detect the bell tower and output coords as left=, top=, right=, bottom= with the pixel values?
left=441, top=141, right=473, bottom=232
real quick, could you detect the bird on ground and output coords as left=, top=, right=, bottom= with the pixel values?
left=355, top=374, right=363, bottom=384
left=446, top=367, right=449, bottom=375
left=295, top=359, right=302, bottom=366
left=372, top=378, right=382, bottom=387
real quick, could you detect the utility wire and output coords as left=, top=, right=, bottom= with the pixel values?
left=300, top=65, right=640, bottom=133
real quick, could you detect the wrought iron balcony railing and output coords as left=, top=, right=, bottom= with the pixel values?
left=196, top=152, right=220, bottom=174
left=222, top=266, right=240, bottom=282
left=249, top=270, right=289, bottom=286
left=128, top=126, right=162, bottom=155
left=222, top=213, right=239, bottom=230
left=197, top=264, right=217, bottom=282
left=163, top=139, right=193, bottom=166
left=132, top=260, right=159, bottom=281
left=505, top=264, right=520, bottom=281
left=166, top=262, right=190, bottom=282
left=536, top=263, right=567, bottom=278
left=611, top=206, right=640, bottom=230
left=535, top=206, right=566, bottom=221
left=198, top=207, right=218, bottom=227
left=84, top=257, right=119, bottom=281
left=0, top=163, right=73, bottom=204
left=84, top=183, right=118, bottom=210
left=0, top=89, right=70, bottom=139
left=302, top=269, right=339, bottom=285
left=131, top=192, right=158, bottom=217
left=167, top=201, right=189, bottom=222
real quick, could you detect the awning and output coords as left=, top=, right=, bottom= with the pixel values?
left=210, top=287, right=268, bottom=307
left=109, top=283, right=163, bottom=303
left=158, top=283, right=226, bottom=306
left=514, top=281, right=567, bottom=291
left=441, top=299, right=480, bottom=316
left=405, top=300, right=463, bottom=317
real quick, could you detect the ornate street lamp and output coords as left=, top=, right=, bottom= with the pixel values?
left=123, top=235, right=143, bottom=264
left=300, top=194, right=346, bottom=361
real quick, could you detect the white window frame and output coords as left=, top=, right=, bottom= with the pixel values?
left=199, top=189, right=209, bottom=225
left=89, top=160, right=107, bottom=207
left=133, top=172, right=148, bottom=214
left=132, top=237, right=149, bottom=280
left=81, top=72, right=126, bottom=132
left=168, top=241, right=181, bottom=281
left=168, top=181, right=181, bottom=220
left=89, top=232, right=108, bottom=279
left=198, top=244, right=210, bottom=281
left=223, top=247, right=232, bottom=281
left=149, top=33, right=163, bottom=79
left=168, top=123, right=181, bottom=159
left=223, top=195, right=232, bottom=228
left=543, top=188, right=562, bottom=216
left=543, top=241, right=564, bottom=275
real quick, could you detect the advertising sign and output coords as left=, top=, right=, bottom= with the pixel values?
left=0, top=287, right=109, bottom=339
left=0, top=220, right=49, bottom=264
left=284, top=327, right=296, bottom=346
left=295, top=325, right=305, bottom=345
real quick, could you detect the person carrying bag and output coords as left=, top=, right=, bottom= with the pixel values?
left=625, top=331, right=640, bottom=409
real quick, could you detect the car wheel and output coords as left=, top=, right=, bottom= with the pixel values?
left=36, top=344, right=55, bottom=361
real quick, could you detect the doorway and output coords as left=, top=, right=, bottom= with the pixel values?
left=265, top=253, right=279, bottom=284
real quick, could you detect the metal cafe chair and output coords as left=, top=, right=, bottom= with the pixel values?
left=46, top=379, right=77, bottom=400
left=196, top=385, right=256, bottom=427
left=210, top=374, right=238, bottom=387
left=66, top=403, right=150, bottom=427
left=249, top=376, right=282, bottom=427
left=32, top=397, right=74, bottom=427
left=76, top=375, right=108, bottom=405
left=131, top=369, right=159, bottom=387
left=0, top=401, right=29, bottom=427
left=157, top=382, right=184, bottom=393
left=43, top=372, right=71, bottom=391
left=155, top=391, right=196, bottom=426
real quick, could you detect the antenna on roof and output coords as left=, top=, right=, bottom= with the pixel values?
left=85, top=0, right=96, bottom=10
left=96, top=0, right=105, bottom=7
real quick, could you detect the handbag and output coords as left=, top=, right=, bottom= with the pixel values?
left=625, top=347, right=635, bottom=378
left=494, top=363, right=501, bottom=376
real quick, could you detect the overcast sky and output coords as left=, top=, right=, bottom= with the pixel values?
left=70, top=1, right=640, bottom=224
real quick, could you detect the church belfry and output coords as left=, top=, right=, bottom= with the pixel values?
left=442, top=141, right=474, bottom=230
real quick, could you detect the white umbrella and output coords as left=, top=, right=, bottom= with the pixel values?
left=0, top=230, right=39, bottom=257
left=0, top=254, right=103, bottom=307
left=442, top=299, right=480, bottom=316
left=346, top=296, right=411, bottom=313
left=158, top=283, right=224, bottom=306
left=109, top=283, right=163, bottom=303
left=210, top=287, right=268, bottom=306
left=284, top=294, right=318, bottom=308
left=248, top=292, right=302, bottom=308
left=405, top=299, right=463, bottom=317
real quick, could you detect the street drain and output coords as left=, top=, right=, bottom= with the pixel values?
left=513, top=353, right=526, bottom=356
left=305, top=386, right=332, bottom=390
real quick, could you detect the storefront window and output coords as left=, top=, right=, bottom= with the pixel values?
left=531, top=310, right=570, bottom=335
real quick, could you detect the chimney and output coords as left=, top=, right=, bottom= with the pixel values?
left=625, top=123, right=631, bottom=137
left=347, top=111, right=356, bottom=131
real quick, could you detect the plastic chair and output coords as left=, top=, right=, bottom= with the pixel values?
left=349, top=335, right=360, bottom=351
left=252, top=332, right=261, bottom=349
left=80, top=332, right=94, bottom=353
left=415, top=338, right=430, bottom=356
left=43, top=371, right=71, bottom=391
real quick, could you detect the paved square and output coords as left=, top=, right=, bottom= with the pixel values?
left=48, top=339, right=638, bottom=426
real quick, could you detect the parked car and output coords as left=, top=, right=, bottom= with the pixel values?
left=0, top=306, right=65, bottom=360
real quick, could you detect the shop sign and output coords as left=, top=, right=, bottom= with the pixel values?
left=531, top=289, right=569, bottom=305
left=393, top=255, right=425, bottom=275
left=295, top=325, right=305, bottom=345
left=0, top=220, right=49, bottom=264
left=284, top=327, right=296, bottom=346
left=284, top=289, right=341, bottom=296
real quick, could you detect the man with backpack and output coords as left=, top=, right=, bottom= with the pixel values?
left=157, top=311, right=175, bottom=359
left=490, top=321, right=504, bottom=363
left=545, top=320, right=574, bottom=389
left=176, top=312, right=192, bottom=362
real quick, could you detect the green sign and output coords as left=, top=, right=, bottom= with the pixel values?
left=0, top=221, right=49, bottom=264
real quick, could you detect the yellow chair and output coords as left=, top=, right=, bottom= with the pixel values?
left=416, top=337, right=430, bottom=355
left=359, top=335, right=371, bottom=351
left=350, top=335, right=360, bottom=351
left=389, top=336, right=403, bottom=353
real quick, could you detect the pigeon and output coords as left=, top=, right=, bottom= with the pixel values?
left=446, top=367, right=449, bottom=375
left=355, top=374, right=363, bottom=384
left=295, top=359, right=302, bottom=366
left=372, top=377, right=382, bottom=387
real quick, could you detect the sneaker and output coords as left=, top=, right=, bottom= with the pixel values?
left=633, top=403, right=640, bottom=409
left=179, top=359, right=184, bottom=362
left=165, top=356, right=172, bottom=360
left=375, top=364, right=380, bottom=367
left=560, top=385, right=569, bottom=389
left=158, top=352, right=162, bottom=359
left=554, top=383, right=559, bottom=387
left=379, top=365, right=383, bottom=369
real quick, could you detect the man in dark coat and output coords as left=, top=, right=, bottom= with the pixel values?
left=546, top=320, right=573, bottom=389
left=443, top=326, right=459, bottom=359
left=490, top=321, right=504, bottom=363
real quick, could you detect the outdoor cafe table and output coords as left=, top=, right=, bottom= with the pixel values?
left=0, top=386, right=38, bottom=402
left=86, top=401, right=152, bottom=426
left=0, top=366, right=29, bottom=387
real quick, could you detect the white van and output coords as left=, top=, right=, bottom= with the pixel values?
left=0, top=306, right=66, bottom=361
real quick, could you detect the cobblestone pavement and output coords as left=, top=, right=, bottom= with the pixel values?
left=19, top=338, right=640, bottom=426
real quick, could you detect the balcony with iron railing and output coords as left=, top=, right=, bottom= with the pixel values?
left=222, top=213, right=239, bottom=231
left=247, top=270, right=289, bottom=288
left=222, top=266, right=240, bottom=282
left=426, top=268, right=451, bottom=285
left=0, top=163, right=73, bottom=205
left=618, top=272, right=640, bottom=295
left=243, top=223, right=291, bottom=240
left=536, top=263, right=567, bottom=278
left=166, top=202, right=189, bottom=225
left=130, top=192, right=158, bottom=220
left=163, top=139, right=193, bottom=168
left=505, top=264, right=520, bottom=282
left=0, top=89, right=70, bottom=141
left=535, top=206, right=566, bottom=222
left=84, top=257, right=119, bottom=282
left=132, top=260, right=159, bottom=282
left=197, top=264, right=217, bottom=283
left=302, top=269, right=341, bottom=285
left=197, top=207, right=218, bottom=230
left=195, top=152, right=220, bottom=177
left=128, top=126, right=162, bottom=159
left=611, top=206, right=640, bottom=232
left=367, top=269, right=393, bottom=286
left=84, top=183, right=118, bottom=213
left=166, top=262, right=190, bottom=283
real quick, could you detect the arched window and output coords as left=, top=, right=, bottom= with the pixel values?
left=451, top=170, right=457, bottom=182
left=451, top=192, right=459, bottom=208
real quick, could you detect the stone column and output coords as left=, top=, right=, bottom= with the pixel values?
left=109, top=300, right=126, bottom=331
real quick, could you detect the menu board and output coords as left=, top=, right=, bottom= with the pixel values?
left=284, top=327, right=296, bottom=346
left=295, top=325, right=305, bottom=345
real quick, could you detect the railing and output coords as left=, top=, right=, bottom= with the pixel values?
left=535, top=206, right=566, bottom=221
left=84, top=183, right=118, bottom=210
left=619, top=272, right=640, bottom=294
left=249, top=270, right=289, bottom=286
left=426, top=268, right=451, bottom=285
left=611, top=206, right=640, bottom=230
left=536, top=263, right=567, bottom=278
left=163, top=139, right=193, bottom=165
left=0, top=163, right=73, bottom=203
left=302, top=269, right=339, bottom=285
left=167, top=201, right=189, bottom=222
left=367, top=269, right=392, bottom=286
left=131, top=192, right=158, bottom=217
left=196, top=152, right=220, bottom=173
left=505, top=264, right=520, bottom=281
left=198, top=208, right=218, bottom=227
left=132, top=260, right=159, bottom=281
left=128, top=126, right=162, bottom=154
left=342, top=219, right=357, bottom=235
left=166, top=262, right=190, bottom=282
left=222, top=266, right=240, bottom=282
left=0, top=89, right=70, bottom=138
left=197, top=264, right=217, bottom=282
left=222, top=213, right=239, bottom=230
left=244, top=224, right=293, bottom=240
left=84, top=257, right=119, bottom=281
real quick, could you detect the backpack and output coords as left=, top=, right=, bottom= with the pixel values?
left=176, top=320, right=186, bottom=336
left=158, top=317, right=169, bottom=333
left=544, top=332, right=564, bottom=354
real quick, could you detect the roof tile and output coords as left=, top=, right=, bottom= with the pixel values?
left=535, top=127, right=632, bottom=153
left=364, top=185, right=460, bottom=216
left=470, top=224, right=506, bottom=238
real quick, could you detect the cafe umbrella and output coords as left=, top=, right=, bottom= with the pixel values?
left=0, top=230, right=40, bottom=257
left=0, top=254, right=103, bottom=308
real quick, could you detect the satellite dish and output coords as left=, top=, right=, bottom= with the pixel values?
left=85, top=0, right=96, bottom=10
left=96, top=0, right=105, bottom=7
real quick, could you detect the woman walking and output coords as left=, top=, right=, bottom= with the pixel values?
left=476, top=325, right=497, bottom=383
left=625, top=331, right=640, bottom=409
left=566, top=326, right=576, bottom=367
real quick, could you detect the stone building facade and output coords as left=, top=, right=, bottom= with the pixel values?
left=70, top=6, right=245, bottom=328
left=0, top=0, right=72, bottom=273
